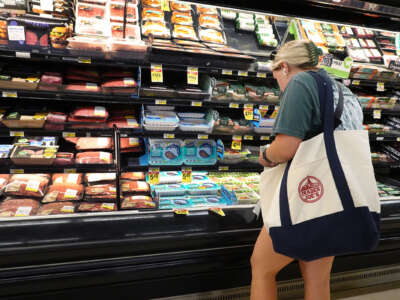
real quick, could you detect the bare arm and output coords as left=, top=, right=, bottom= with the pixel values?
left=259, top=134, right=302, bottom=167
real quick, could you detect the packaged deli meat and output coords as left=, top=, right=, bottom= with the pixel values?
left=42, top=184, right=84, bottom=202
left=111, top=23, right=141, bottom=40
left=199, top=28, right=225, bottom=44
left=77, top=3, right=106, bottom=20
left=85, top=173, right=116, bottom=184
left=76, top=151, right=113, bottom=164
left=170, top=1, right=191, bottom=12
left=142, top=21, right=171, bottom=39
left=85, top=184, right=117, bottom=200
left=121, top=195, right=155, bottom=209
left=198, top=14, right=221, bottom=30
left=121, top=181, right=149, bottom=194
left=75, top=137, right=113, bottom=150
left=172, top=25, right=198, bottom=41
left=52, top=173, right=83, bottom=185
left=5, top=175, right=49, bottom=198
left=78, top=202, right=117, bottom=212
left=0, top=198, right=40, bottom=217
left=142, top=0, right=161, bottom=8
left=37, top=202, right=76, bottom=215
left=171, top=11, right=193, bottom=25
left=71, top=106, right=109, bottom=120
left=121, top=172, right=145, bottom=181
left=53, top=152, right=74, bottom=165
left=120, top=137, right=141, bottom=149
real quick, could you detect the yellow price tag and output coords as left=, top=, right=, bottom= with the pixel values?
left=219, top=166, right=229, bottom=171
left=229, top=103, right=240, bottom=109
left=101, top=203, right=115, bottom=210
left=182, top=167, right=192, bottom=183
left=260, top=136, right=270, bottom=141
left=259, top=105, right=269, bottom=117
left=148, top=168, right=160, bottom=185
left=244, top=135, right=254, bottom=140
left=352, top=80, right=360, bottom=86
left=61, top=206, right=74, bottom=213
left=161, top=0, right=170, bottom=11
left=238, top=71, right=248, bottom=77
left=62, top=132, right=76, bottom=138
left=64, top=168, right=77, bottom=174
left=231, top=140, right=242, bottom=150
left=198, top=134, right=209, bottom=139
left=243, top=104, right=254, bottom=121
left=174, top=208, right=189, bottom=215
left=222, top=69, right=233, bottom=75
left=163, top=133, right=175, bottom=139
left=10, top=169, right=24, bottom=174
left=209, top=207, right=225, bottom=217
left=232, top=135, right=242, bottom=141
left=270, top=106, right=280, bottom=119
left=155, top=99, right=167, bottom=105
left=377, top=82, right=385, bottom=92
left=151, top=64, right=163, bottom=83
left=257, top=72, right=267, bottom=78
left=2, top=91, right=17, bottom=98
left=78, top=57, right=91, bottom=64
left=187, top=67, right=198, bottom=85
left=10, top=131, right=24, bottom=137
left=191, top=101, right=202, bottom=107
left=373, top=109, right=381, bottom=119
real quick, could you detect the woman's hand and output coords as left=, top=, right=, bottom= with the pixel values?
left=259, top=150, right=278, bottom=168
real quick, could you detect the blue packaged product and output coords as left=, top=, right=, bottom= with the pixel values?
left=190, top=196, right=226, bottom=207
left=183, top=139, right=217, bottom=165
left=149, top=139, right=183, bottom=166
left=159, top=196, right=192, bottom=208
left=191, top=172, right=209, bottom=182
left=186, top=182, right=220, bottom=195
left=152, top=183, right=186, bottom=197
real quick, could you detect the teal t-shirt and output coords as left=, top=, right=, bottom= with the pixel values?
left=273, top=69, right=363, bottom=140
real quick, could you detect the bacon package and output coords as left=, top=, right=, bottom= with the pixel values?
left=121, top=181, right=149, bottom=194
left=102, top=77, right=138, bottom=94
left=199, top=28, right=225, bottom=44
left=52, top=173, right=83, bottom=185
left=85, top=184, right=117, bottom=201
left=111, top=23, right=140, bottom=40
left=0, top=198, right=40, bottom=217
left=196, top=5, right=218, bottom=15
left=84, top=173, right=116, bottom=184
left=67, top=35, right=108, bottom=50
left=78, top=202, right=117, bottom=212
left=75, top=137, right=113, bottom=150
left=142, top=7, right=164, bottom=21
left=5, top=175, right=49, bottom=198
left=42, top=184, right=84, bottom=203
left=170, top=1, right=192, bottom=12
left=121, top=172, right=145, bottom=181
left=121, top=195, right=155, bottom=209
left=142, top=0, right=161, bottom=8
left=37, top=202, right=76, bottom=215
left=76, top=151, right=113, bottom=164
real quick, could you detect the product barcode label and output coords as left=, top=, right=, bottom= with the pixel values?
left=61, top=206, right=74, bottom=213
left=187, top=67, right=199, bottom=85
left=15, top=206, right=32, bottom=217
left=64, top=189, right=78, bottom=199
left=151, top=64, right=163, bottom=83
left=26, top=180, right=40, bottom=192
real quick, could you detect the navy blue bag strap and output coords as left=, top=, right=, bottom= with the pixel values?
left=279, top=71, right=355, bottom=227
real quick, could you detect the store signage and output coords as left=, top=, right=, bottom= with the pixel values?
left=320, top=54, right=353, bottom=79
left=174, top=209, right=189, bottom=215
left=187, top=67, right=198, bottom=85
left=148, top=168, right=160, bottom=185
left=377, top=82, right=385, bottom=92
left=373, top=109, right=381, bottom=119
left=209, top=207, right=225, bottom=217
left=151, top=64, right=163, bottom=83
left=232, top=135, right=242, bottom=150
left=243, top=104, right=254, bottom=120
left=182, top=167, right=192, bottom=183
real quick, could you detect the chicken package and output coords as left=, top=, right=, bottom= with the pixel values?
left=170, top=1, right=191, bottom=12
left=5, top=175, right=50, bottom=198
left=171, top=11, right=193, bottom=25
left=0, top=198, right=40, bottom=217
left=52, top=173, right=83, bottom=185
left=37, top=202, right=76, bottom=215
left=77, top=3, right=106, bottom=20
left=107, top=116, right=139, bottom=128
left=85, top=184, right=117, bottom=201
left=42, top=184, right=84, bottom=203
left=77, top=202, right=117, bottom=212
left=121, top=195, right=155, bottom=209
left=121, top=181, right=149, bottom=195
left=71, top=106, right=109, bottom=120
left=65, top=83, right=101, bottom=93
left=110, top=2, right=138, bottom=23
left=0, top=175, right=10, bottom=192
left=84, top=173, right=116, bottom=184
left=199, top=28, right=225, bottom=44
left=142, top=21, right=171, bottom=39
left=121, top=172, right=145, bottom=181
left=53, top=152, right=74, bottom=165
left=76, top=151, right=113, bottom=164
left=75, top=137, right=113, bottom=150
left=172, top=25, right=198, bottom=40
left=198, top=14, right=221, bottom=30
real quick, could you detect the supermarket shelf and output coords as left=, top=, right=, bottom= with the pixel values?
left=370, top=132, right=400, bottom=142
left=0, top=163, right=116, bottom=174
left=122, top=163, right=264, bottom=173
left=364, top=107, right=400, bottom=116
left=347, top=79, right=400, bottom=90
left=0, top=128, right=116, bottom=138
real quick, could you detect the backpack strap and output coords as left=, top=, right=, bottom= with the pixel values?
left=334, top=81, right=344, bottom=129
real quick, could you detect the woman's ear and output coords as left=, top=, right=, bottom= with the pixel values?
left=282, top=62, right=290, bottom=74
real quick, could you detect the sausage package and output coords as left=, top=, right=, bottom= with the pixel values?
left=142, top=21, right=171, bottom=39
left=5, top=175, right=50, bottom=198
left=142, top=0, right=161, bottom=8
left=37, top=202, right=76, bottom=215
left=196, top=5, right=218, bottom=15
left=121, top=181, right=149, bottom=194
left=42, top=184, right=84, bottom=202
left=75, top=137, right=113, bottom=150
left=121, top=172, right=145, bottom=181
left=76, top=151, right=113, bottom=164
left=52, top=173, right=83, bottom=185
left=0, top=198, right=40, bottom=217
left=78, top=202, right=117, bottom=212
left=121, top=195, right=155, bottom=209
left=198, top=14, right=221, bottom=30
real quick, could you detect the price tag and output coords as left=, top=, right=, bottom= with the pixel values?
left=155, top=99, right=167, bottom=105
left=257, top=72, right=267, bottom=78
left=243, top=104, right=254, bottom=121
left=10, top=169, right=24, bottom=174
left=198, top=134, right=209, bottom=140
left=238, top=71, right=248, bottom=77
left=64, top=168, right=77, bottom=174
left=259, top=105, right=269, bottom=117
left=77, top=57, right=91, bottom=64
left=187, top=67, right=198, bottom=85
left=231, top=140, right=242, bottom=150
left=161, top=0, right=170, bottom=11
left=174, top=208, right=189, bottom=215
left=182, top=167, right=192, bottom=183
left=397, top=137, right=400, bottom=142
left=352, top=80, right=360, bottom=86
left=62, top=132, right=76, bottom=138
left=61, top=206, right=74, bottom=213
left=163, top=133, right=175, bottom=139
left=7, top=26, right=25, bottom=41
left=244, top=135, right=254, bottom=140
left=229, top=103, right=240, bottom=109
left=64, top=189, right=77, bottom=199
left=377, top=82, right=385, bottom=92
left=376, top=137, right=384, bottom=141
left=222, top=69, right=233, bottom=75
left=15, top=206, right=32, bottom=217
left=26, top=180, right=40, bottom=192
left=270, top=106, right=280, bottom=119
left=151, top=64, right=163, bottom=83
left=40, top=0, right=53, bottom=11
left=219, top=166, right=229, bottom=171
left=233, top=135, right=242, bottom=141
left=10, top=131, right=24, bottom=137
left=209, top=207, right=225, bottom=217
left=15, top=52, right=30, bottom=59
left=2, top=91, right=18, bottom=98
left=260, top=136, right=270, bottom=141
left=191, top=101, right=202, bottom=107
left=148, top=168, right=160, bottom=185
left=373, top=109, right=381, bottom=119
left=101, top=203, right=115, bottom=210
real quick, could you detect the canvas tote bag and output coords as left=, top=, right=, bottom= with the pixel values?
left=260, top=71, right=380, bottom=261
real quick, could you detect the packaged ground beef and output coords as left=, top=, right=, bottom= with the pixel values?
left=107, top=117, right=139, bottom=128
left=0, top=198, right=40, bottom=217
left=85, top=184, right=116, bottom=201
left=121, top=195, right=155, bottom=209
left=5, top=175, right=50, bottom=198
left=71, top=106, right=109, bottom=120
left=52, top=173, right=83, bottom=185
left=37, top=202, right=76, bottom=215
left=53, top=152, right=74, bottom=165
left=120, top=172, right=145, bottom=181
left=78, top=202, right=117, bottom=212
left=75, top=137, right=113, bottom=150
left=42, top=184, right=84, bottom=203
left=76, top=152, right=113, bottom=164
left=121, top=181, right=149, bottom=195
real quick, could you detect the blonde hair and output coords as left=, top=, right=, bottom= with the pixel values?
left=271, top=40, right=323, bottom=71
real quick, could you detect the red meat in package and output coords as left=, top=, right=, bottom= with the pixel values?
left=85, top=184, right=116, bottom=201
left=77, top=3, right=106, bottom=20
left=71, top=106, right=109, bottom=120
left=67, top=68, right=100, bottom=80
left=42, top=184, right=84, bottom=203
left=0, top=175, right=10, bottom=191
left=37, top=202, right=76, bottom=215
left=103, top=70, right=134, bottom=79
left=52, top=173, right=83, bottom=185
left=0, top=198, right=40, bottom=217
left=5, top=175, right=50, bottom=198
left=45, top=112, right=67, bottom=131
left=65, top=83, right=101, bottom=93
left=78, top=202, right=117, bottom=212
left=102, top=78, right=137, bottom=88
left=75, top=137, right=113, bottom=150
left=110, top=2, right=138, bottom=23
left=122, top=195, right=155, bottom=209
left=76, top=151, right=113, bottom=164
left=107, top=116, right=139, bottom=128
left=120, top=172, right=145, bottom=181
left=121, top=180, right=149, bottom=194
left=67, top=116, right=107, bottom=129
left=41, top=72, right=63, bottom=85
left=54, top=152, right=75, bottom=165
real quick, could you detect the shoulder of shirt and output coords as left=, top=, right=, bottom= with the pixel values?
left=290, top=71, right=316, bottom=88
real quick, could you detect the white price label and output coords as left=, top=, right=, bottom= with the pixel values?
left=2, top=91, right=18, bottom=98
left=222, top=69, right=233, bottom=75
left=198, top=134, right=209, bottom=139
left=15, top=206, right=32, bottom=217
left=64, top=189, right=78, bottom=199
left=61, top=206, right=74, bottom=213
left=94, top=106, right=106, bottom=117
left=15, top=52, right=30, bottom=59
left=232, top=135, right=242, bottom=141
left=373, top=109, right=381, bottom=119
left=238, top=71, right=248, bottom=77
left=376, top=137, right=384, bottom=141
left=191, top=101, right=202, bottom=107
left=377, top=82, right=385, bottom=92
left=163, top=133, right=175, bottom=139
left=26, top=180, right=40, bottom=192
left=7, top=26, right=25, bottom=41
left=40, top=0, right=53, bottom=11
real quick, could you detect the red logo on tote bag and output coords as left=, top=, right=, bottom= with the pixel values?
left=298, top=176, right=324, bottom=203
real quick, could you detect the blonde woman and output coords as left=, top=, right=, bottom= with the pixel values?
left=252, top=40, right=363, bottom=300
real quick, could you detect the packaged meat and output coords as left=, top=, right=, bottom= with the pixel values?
left=37, top=202, right=76, bottom=215
left=85, top=173, right=116, bottom=183
left=103, top=70, right=134, bottom=78
left=11, top=146, right=58, bottom=165
left=196, top=5, right=218, bottom=15
left=142, top=7, right=164, bottom=21
left=121, top=172, right=145, bottom=181
left=0, top=18, right=8, bottom=45
left=110, top=2, right=138, bottom=23
left=199, top=14, right=221, bottom=30
left=107, top=116, right=140, bottom=128
left=109, top=39, right=148, bottom=52
left=40, top=72, right=63, bottom=85
left=53, top=152, right=74, bottom=165
left=78, top=202, right=117, bottom=212
left=0, top=145, right=13, bottom=159
left=85, top=184, right=117, bottom=200
left=52, top=173, right=83, bottom=185
left=0, top=198, right=40, bottom=217
left=171, top=11, right=193, bottom=25
left=111, top=23, right=140, bottom=40
left=10, top=174, right=50, bottom=181
left=77, top=3, right=105, bottom=20
left=120, top=137, right=141, bottom=149
left=170, top=1, right=191, bottom=12
left=142, top=0, right=161, bottom=8
left=71, top=106, right=109, bottom=120
left=142, top=21, right=171, bottom=39
left=76, top=151, right=113, bottom=164
left=5, top=175, right=49, bottom=198
left=102, top=78, right=137, bottom=88
left=68, top=35, right=107, bottom=51
left=68, top=118, right=107, bottom=129
left=121, top=181, right=149, bottom=194
left=0, top=175, right=10, bottom=192
left=172, top=25, right=198, bottom=41
left=65, top=83, right=101, bottom=93
left=122, top=195, right=155, bottom=209
left=199, top=28, right=225, bottom=44
left=42, top=184, right=84, bottom=202
left=75, top=137, right=113, bottom=150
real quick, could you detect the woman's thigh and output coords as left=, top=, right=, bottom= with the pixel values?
left=299, top=256, right=335, bottom=283
left=251, top=227, right=294, bottom=276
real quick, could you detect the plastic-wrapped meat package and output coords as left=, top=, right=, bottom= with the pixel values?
left=46, top=112, right=67, bottom=123
left=110, top=2, right=138, bottom=23
left=107, top=117, right=139, bottom=128
left=53, top=152, right=74, bottom=165
left=67, top=117, right=107, bottom=129
left=42, top=184, right=84, bottom=203
left=0, top=175, right=10, bottom=193
left=172, top=25, right=198, bottom=40
left=67, top=35, right=108, bottom=50
left=39, top=72, right=63, bottom=91
left=85, top=184, right=117, bottom=201
left=37, top=202, right=76, bottom=215
left=52, top=173, right=83, bottom=185
left=198, top=14, right=221, bottom=30
left=142, top=0, right=160, bottom=8
left=121, top=181, right=149, bottom=195
left=76, top=151, right=113, bottom=164
left=78, top=202, right=117, bottom=212
left=75, top=137, right=113, bottom=150
left=120, top=137, right=140, bottom=149
left=0, top=198, right=40, bottom=217
left=196, top=5, right=218, bottom=15
left=0, top=19, right=8, bottom=45
left=122, top=195, right=155, bottom=209
left=84, top=173, right=116, bottom=184
left=171, top=11, right=193, bottom=25
left=77, top=3, right=105, bottom=20
left=141, top=21, right=171, bottom=39
left=109, top=38, right=147, bottom=52
left=5, top=175, right=50, bottom=198
left=170, top=1, right=192, bottom=12
left=66, top=68, right=100, bottom=81
left=65, top=83, right=100, bottom=93
left=102, top=77, right=138, bottom=94
left=199, top=28, right=225, bottom=44
left=121, top=172, right=145, bottom=181
left=71, top=106, right=109, bottom=120
left=103, top=70, right=134, bottom=79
